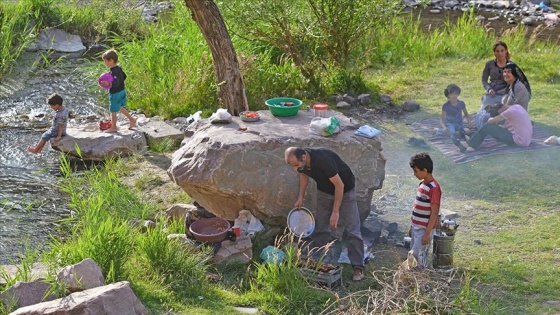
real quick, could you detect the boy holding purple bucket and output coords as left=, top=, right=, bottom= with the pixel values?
left=99, top=49, right=136, bottom=133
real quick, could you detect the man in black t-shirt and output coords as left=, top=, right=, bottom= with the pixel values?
left=284, top=147, right=365, bottom=281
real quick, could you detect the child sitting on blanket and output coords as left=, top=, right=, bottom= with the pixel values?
left=434, top=84, right=471, bottom=140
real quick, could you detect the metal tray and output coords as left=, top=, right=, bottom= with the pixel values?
left=287, top=207, right=315, bottom=238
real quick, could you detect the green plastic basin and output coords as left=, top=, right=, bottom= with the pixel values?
left=265, top=97, right=303, bottom=117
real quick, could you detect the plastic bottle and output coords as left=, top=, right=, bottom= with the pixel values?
left=187, top=110, right=202, bottom=124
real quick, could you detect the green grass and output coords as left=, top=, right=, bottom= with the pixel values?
left=370, top=50, right=560, bottom=312
left=0, top=0, right=38, bottom=76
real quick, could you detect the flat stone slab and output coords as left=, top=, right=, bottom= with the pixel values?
left=136, top=119, right=183, bottom=146
left=52, top=124, right=147, bottom=160
left=440, top=208, right=459, bottom=220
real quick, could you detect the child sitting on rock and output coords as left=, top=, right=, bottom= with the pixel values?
left=27, top=93, right=68, bottom=154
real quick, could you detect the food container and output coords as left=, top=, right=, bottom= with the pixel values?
left=189, top=217, right=231, bottom=243
left=240, top=111, right=260, bottom=122
left=265, top=97, right=303, bottom=117
left=313, top=104, right=328, bottom=118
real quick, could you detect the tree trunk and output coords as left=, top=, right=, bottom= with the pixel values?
left=184, top=0, right=248, bottom=115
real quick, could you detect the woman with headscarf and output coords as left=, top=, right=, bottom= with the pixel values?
left=501, top=61, right=531, bottom=111
left=474, top=42, right=512, bottom=129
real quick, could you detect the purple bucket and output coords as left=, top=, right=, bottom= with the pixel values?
left=98, top=72, right=114, bottom=90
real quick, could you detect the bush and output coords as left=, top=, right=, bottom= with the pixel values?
left=112, top=3, right=220, bottom=118
left=220, top=0, right=401, bottom=96
left=322, top=67, right=368, bottom=96
left=239, top=48, right=307, bottom=108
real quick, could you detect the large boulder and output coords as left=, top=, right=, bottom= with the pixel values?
left=0, top=280, right=57, bottom=310
left=52, top=124, right=147, bottom=160
left=56, top=258, right=105, bottom=292
left=10, top=281, right=145, bottom=315
left=26, top=28, right=86, bottom=58
left=168, top=110, right=385, bottom=225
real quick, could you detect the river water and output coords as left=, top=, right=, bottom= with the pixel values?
left=414, top=8, right=560, bottom=43
left=0, top=53, right=107, bottom=263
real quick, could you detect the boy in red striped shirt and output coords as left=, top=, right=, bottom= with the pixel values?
left=409, top=152, right=441, bottom=268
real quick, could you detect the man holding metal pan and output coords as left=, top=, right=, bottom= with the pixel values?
left=284, top=147, right=365, bottom=281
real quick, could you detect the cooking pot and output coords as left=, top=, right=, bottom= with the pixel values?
left=441, top=219, right=459, bottom=234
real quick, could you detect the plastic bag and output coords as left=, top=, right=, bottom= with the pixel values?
left=309, top=117, right=340, bottom=137
left=234, top=210, right=264, bottom=237
left=324, top=117, right=340, bottom=135
left=209, top=108, right=232, bottom=122
left=260, top=246, right=286, bottom=264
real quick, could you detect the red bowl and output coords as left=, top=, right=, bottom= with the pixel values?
left=189, top=217, right=230, bottom=243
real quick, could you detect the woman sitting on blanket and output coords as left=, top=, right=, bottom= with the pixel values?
left=501, top=62, right=531, bottom=111
left=452, top=102, right=532, bottom=153
left=473, top=42, right=531, bottom=129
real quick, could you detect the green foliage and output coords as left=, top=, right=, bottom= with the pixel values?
left=5, top=1, right=560, bottom=313
left=49, top=0, right=148, bottom=43
left=453, top=273, right=501, bottom=314
left=135, top=224, right=211, bottom=296
left=0, top=248, right=38, bottom=288
left=0, top=1, right=38, bottom=76
left=47, top=156, right=228, bottom=313
left=48, top=157, right=152, bottom=282
left=109, top=4, right=219, bottom=118
left=322, top=66, right=368, bottom=96
left=245, top=237, right=336, bottom=315
left=0, top=0, right=147, bottom=79
left=371, top=49, right=560, bottom=313
left=239, top=48, right=307, bottom=108
left=147, top=137, right=180, bottom=153
left=220, top=0, right=400, bottom=96
left=47, top=215, right=135, bottom=283
left=366, top=10, right=489, bottom=67
left=59, top=158, right=152, bottom=221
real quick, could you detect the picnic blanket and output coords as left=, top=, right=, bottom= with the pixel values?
left=408, top=118, right=559, bottom=164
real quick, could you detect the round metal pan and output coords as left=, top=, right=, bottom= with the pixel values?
left=287, top=207, right=315, bottom=238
